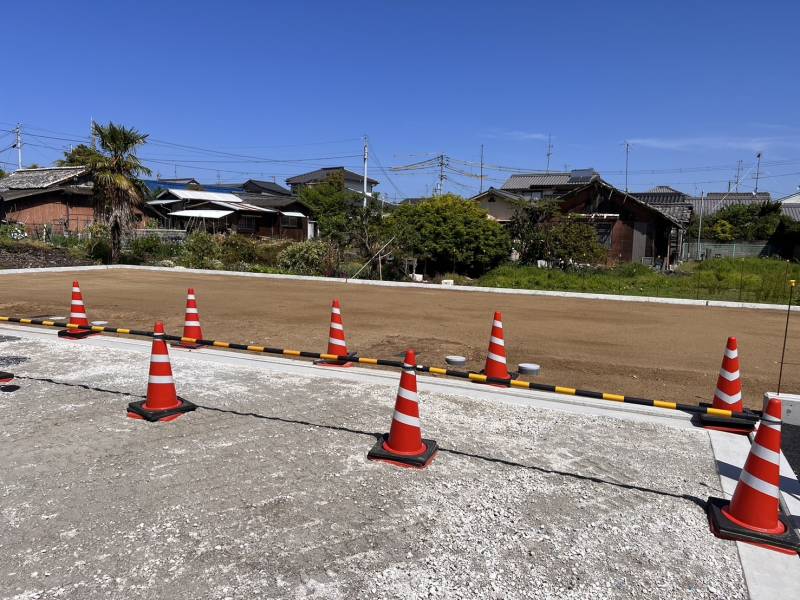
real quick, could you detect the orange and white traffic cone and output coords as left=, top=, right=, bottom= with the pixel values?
left=481, top=311, right=511, bottom=383
left=58, top=280, right=95, bottom=339
left=316, top=299, right=354, bottom=367
left=367, top=349, right=438, bottom=468
left=707, top=397, right=800, bottom=554
left=177, top=288, right=204, bottom=349
left=127, top=322, right=196, bottom=422
left=699, top=337, right=754, bottom=434
left=0, top=371, right=13, bottom=383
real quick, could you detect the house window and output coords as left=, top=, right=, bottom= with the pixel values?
left=593, top=222, right=613, bottom=248
left=488, top=197, right=496, bottom=203
left=238, top=215, right=257, bottom=233
left=281, top=215, right=300, bottom=228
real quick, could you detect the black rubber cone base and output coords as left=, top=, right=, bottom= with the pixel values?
left=697, top=413, right=756, bottom=434
left=706, top=496, right=800, bottom=554
left=367, top=434, right=438, bottom=469
left=58, top=328, right=95, bottom=340
left=127, top=397, right=197, bottom=422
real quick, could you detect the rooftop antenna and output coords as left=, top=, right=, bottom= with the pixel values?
left=545, top=134, right=553, bottom=173
left=754, top=152, right=763, bottom=194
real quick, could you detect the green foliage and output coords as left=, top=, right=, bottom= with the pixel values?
left=219, top=234, right=256, bottom=266
left=689, top=200, right=787, bottom=242
left=478, top=257, right=800, bottom=304
left=87, top=121, right=151, bottom=263
left=277, top=240, right=331, bottom=275
left=180, top=232, right=220, bottom=269
left=55, top=144, right=101, bottom=166
left=83, top=223, right=111, bottom=263
left=0, top=223, right=28, bottom=240
left=711, top=219, right=735, bottom=242
left=127, top=235, right=181, bottom=263
left=299, top=173, right=391, bottom=277
left=388, top=194, right=511, bottom=277
left=510, top=202, right=607, bottom=265
left=254, top=240, right=294, bottom=266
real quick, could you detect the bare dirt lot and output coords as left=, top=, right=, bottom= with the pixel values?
left=1, top=268, right=797, bottom=410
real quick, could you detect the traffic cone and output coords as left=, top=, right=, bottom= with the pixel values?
left=177, top=288, right=204, bottom=349
left=699, top=337, right=754, bottom=434
left=316, top=299, right=354, bottom=367
left=127, top=322, right=196, bottom=422
left=58, top=280, right=95, bottom=339
left=707, top=397, right=800, bottom=554
left=367, top=349, right=438, bottom=468
left=481, top=311, right=511, bottom=383
left=0, top=371, right=13, bottom=383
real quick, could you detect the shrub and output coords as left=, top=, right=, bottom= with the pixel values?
left=83, top=223, right=111, bottom=263
left=0, top=223, right=28, bottom=240
left=277, top=240, right=329, bottom=275
left=219, top=234, right=256, bottom=266
left=128, top=235, right=180, bottom=263
left=254, top=240, right=294, bottom=266
left=180, top=232, right=220, bottom=269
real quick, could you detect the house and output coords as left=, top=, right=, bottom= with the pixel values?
left=286, top=167, right=378, bottom=196
left=779, top=191, right=800, bottom=222
left=471, top=175, right=683, bottom=267
left=500, top=169, right=599, bottom=200
left=689, top=192, right=773, bottom=217
left=557, top=179, right=684, bottom=267
left=148, top=188, right=313, bottom=240
left=630, top=186, right=693, bottom=228
left=0, top=167, right=97, bottom=234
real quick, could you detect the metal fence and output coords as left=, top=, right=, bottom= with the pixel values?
left=680, top=240, right=774, bottom=261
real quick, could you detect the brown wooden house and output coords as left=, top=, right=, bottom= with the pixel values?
left=558, top=179, right=683, bottom=268
left=0, top=167, right=96, bottom=235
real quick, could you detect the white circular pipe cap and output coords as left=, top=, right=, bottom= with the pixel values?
left=518, top=363, right=541, bottom=376
left=445, top=355, right=467, bottom=366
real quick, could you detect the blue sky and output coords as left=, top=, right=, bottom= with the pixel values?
left=2, top=1, right=799, bottom=200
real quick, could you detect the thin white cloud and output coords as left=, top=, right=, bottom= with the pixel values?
left=484, top=130, right=550, bottom=141
left=628, top=136, right=800, bottom=152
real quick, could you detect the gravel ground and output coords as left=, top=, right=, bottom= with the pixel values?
left=0, top=335, right=747, bottom=599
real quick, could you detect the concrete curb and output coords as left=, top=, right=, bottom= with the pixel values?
left=1, top=264, right=797, bottom=313
left=708, top=431, right=800, bottom=598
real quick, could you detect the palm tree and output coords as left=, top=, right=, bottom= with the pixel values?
left=88, top=122, right=151, bottom=263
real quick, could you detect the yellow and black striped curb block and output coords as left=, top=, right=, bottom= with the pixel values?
left=1, top=315, right=758, bottom=423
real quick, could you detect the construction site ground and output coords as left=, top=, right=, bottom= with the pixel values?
left=0, top=267, right=798, bottom=411
left=0, top=328, right=770, bottom=600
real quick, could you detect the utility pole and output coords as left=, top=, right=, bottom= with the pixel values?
left=14, top=123, right=22, bottom=169
left=545, top=134, right=553, bottom=173
left=734, top=159, right=743, bottom=192
left=437, top=154, right=446, bottom=196
left=624, top=141, right=631, bottom=192
left=754, top=152, right=762, bottom=194
left=362, top=135, right=369, bottom=208
left=90, top=117, right=96, bottom=149
left=696, top=189, right=704, bottom=260
left=479, top=144, right=484, bottom=194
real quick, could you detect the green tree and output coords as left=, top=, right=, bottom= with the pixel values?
left=55, top=144, right=101, bottom=166
left=388, top=194, right=511, bottom=277
left=510, top=202, right=607, bottom=265
left=87, top=122, right=151, bottom=263
left=0, top=168, right=6, bottom=179
left=299, top=171, right=390, bottom=274
left=711, top=219, right=735, bottom=242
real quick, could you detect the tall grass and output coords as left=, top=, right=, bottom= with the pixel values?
left=477, top=258, right=800, bottom=304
